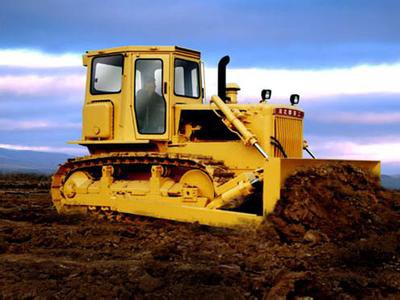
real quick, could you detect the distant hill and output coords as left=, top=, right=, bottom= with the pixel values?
left=0, top=148, right=72, bottom=174
left=381, top=175, right=400, bottom=190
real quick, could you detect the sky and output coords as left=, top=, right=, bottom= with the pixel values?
left=0, top=0, right=399, bottom=174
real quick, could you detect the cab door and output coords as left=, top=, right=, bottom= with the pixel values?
left=133, top=54, right=170, bottom=140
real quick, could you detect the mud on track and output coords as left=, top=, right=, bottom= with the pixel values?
left=0, top=167, right=399, bottom=299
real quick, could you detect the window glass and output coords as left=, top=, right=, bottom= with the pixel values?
left=174, top=59, right=200, bottom=98
left=91, top=55, right=123, bottom=94
left=134, top=59, right=166, bottom=134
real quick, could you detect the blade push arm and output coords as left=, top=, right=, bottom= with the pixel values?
left=206, top=170, right=262, bottom=209
left=210, top=95, right=269, bottom=160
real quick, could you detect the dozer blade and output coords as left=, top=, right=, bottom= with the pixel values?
left=262, top=158, right=380, bottom=214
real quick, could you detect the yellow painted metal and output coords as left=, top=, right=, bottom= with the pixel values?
left=170, top=103, right=301, bottom=164
left=58, top=163, right=263, bottom=227
left=168, top=141, right=262, bottom=174
left=85, top=46, right=201, bottom=59
left=75, top=46, right=205, bottom=148
left=63, top=171, right=92, bottom=199
left=207, top=172, right=257, bottom=209
left=82, top=101, right=113, bottom=139
left=68, top=140, right=151, bottom=145
left=210, top=95, right=258, bottom=147
left=51, top=45, right=383, bottom=228
left=179, top=169, right=215, bottom=201
left=208, top=171, right=262, bottom=209
left=62, top=193, right=263, bottom=227
left=274, top=116, right=303, bottom=158
left=74, top=45, right=307, bottom=161
left=225, top=82, right=240, bottom=103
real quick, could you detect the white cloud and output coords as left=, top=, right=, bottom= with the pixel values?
left=0, top=74, right=85, bottom=96
left=309, top=112, right=400, bottom=124
left=0, top=49, right=81, bottom=68
left=310, top=136, right=400, bottom=163
left=204, top=62, right=400, bottom=102
left=1, top=48, right=400, bottom=101
left=0, top=119, right=81, bottom=130
left=0, top=144, right=87, bottom=155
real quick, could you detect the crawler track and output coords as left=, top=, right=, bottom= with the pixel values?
left=51, top=152, right=235, bottom=214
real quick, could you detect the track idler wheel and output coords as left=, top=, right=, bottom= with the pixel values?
left=179, top=169, right=215, bottom=203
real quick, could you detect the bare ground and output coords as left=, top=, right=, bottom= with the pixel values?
left=0, top=166, right=399, bottom=299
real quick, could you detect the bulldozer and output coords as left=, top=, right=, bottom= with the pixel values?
left=51, top=46, right=380, bottom=227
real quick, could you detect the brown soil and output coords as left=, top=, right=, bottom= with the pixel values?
left=0, top=166, right=399, bottom=299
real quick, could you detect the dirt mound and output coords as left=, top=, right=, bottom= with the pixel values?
left=0, top=171, right=399, bottom=298
left=270, top=164, right=400, bottom=242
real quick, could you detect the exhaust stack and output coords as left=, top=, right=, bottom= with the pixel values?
left=218, top=55, right=230, bottom=102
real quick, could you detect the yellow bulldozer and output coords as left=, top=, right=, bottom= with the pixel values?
left=51, top=46, right=380, bottom=227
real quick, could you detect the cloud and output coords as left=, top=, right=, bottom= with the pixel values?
left=0, top=49, right=84, bottom=96
left=0, top=74, right=84, bottom=96
left=1, top=48, right=400, bottom=102
left=3, top=62, right=400, bottom=99
left=0, top=119, right=80, bottom=130
left=310, top=136, right=400, bottom=163
left=0, top=49, right=81, bottom=68
left=0, top=143, right=86, bottom=155
left=309, top=112, right=400, bottom=124
left=1, top=0, right=400, bottom=69
left=205, top=62, right=400, bottom=101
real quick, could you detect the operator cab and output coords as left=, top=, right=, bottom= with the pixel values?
left=78, top=46, right=203, bottom=145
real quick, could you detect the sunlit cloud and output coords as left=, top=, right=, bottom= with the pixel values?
left=309, top=112, right=400, bottom=124
left=0, top=74, right=85, bottom=96
left=310, top=136, right=400, bottom=163
left=0, top=49, right=81, bottom=68
left=205, top=62, right=400, bottom=102
left=0, top=143, right=86, bottom=155
left=0, top=119, right=80, bottom=130
left=1, top=49, right=400, bottom=102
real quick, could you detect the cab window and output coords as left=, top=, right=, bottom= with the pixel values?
left=91, top=55, right=123, bottom=94
left=134, top=59, right=166, bottom=134
left=174, top=59, right=200, bottom=98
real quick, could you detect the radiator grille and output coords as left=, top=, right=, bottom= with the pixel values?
left=273, top=116, right=303, bottom=158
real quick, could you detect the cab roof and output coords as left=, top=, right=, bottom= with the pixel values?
left=85, top=45, right=201, bottom=58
